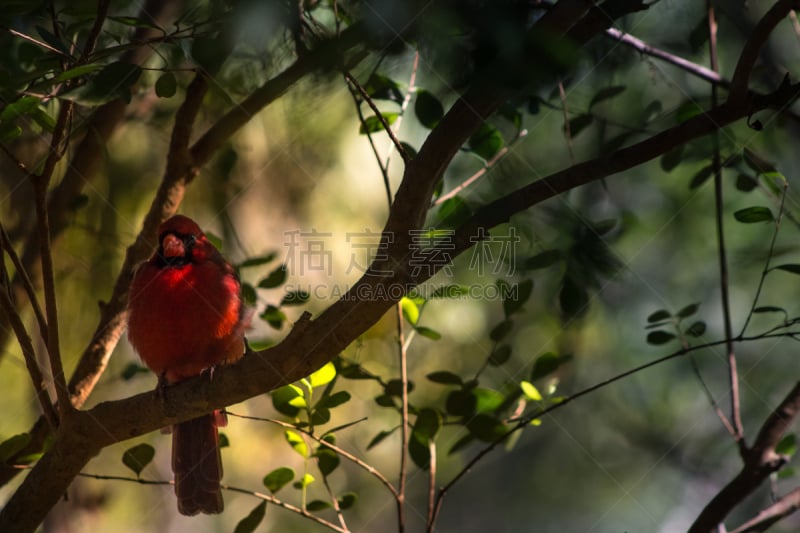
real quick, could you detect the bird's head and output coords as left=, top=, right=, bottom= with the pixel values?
left=156, top=215, right=212, bottom=266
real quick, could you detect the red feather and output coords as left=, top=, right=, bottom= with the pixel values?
left=128, top=215, right=246, bottom=515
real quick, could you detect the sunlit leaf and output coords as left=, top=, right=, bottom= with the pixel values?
left=401, top=296, right=419, bottom=325
left=777, top=434, right=797, bottom=457
left=520, top=381, right=543, bottom=401
left=285, top=430, right=308, bottom=457
left=359, top=113, right=398, bottom=134
left=309, top=361, right=337, bottom=388
left=293, top=473, right=315, bottom=489
left=415, top=326, right=442, bottom=340
left=0, top=433, right=31, bottom=462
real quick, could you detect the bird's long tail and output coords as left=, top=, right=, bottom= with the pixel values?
left=172, top=412, right=223, bottom=515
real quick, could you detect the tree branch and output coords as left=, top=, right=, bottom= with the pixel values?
left=689, top=382, right=800, bottom=532
left=729, top=487, right=800, bottom=533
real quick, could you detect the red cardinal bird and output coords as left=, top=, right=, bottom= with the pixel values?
left=127, top=215, right=246, bottom=515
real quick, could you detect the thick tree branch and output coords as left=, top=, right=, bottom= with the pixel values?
left=689, top=382, right=800, bottom=532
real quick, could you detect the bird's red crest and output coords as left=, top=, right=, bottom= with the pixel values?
left=159, top=214, right=204, bottom=238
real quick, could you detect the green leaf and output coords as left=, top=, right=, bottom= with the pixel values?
left=0, top=124, right=22, bottom=143
left=364, top=72, right=403, bottom=103
left=776, top=434, right=797, bottom=457
left=0, top=433, right=31, bottom=462
left=473, top=387, right=505, bottom=413
left=241, top=282, right=257, bottom=307
left=675, top=101, right=703, bottom=123
left=219, top=433, right=230, bottom=448
left=488, top=345, right=512, bottom=366
left=415, top=90, right=444, bottom=128
left=524, top=250, right=562, bottom=270
left=238, top=253, right=278, bottom=269
left=647, top=330, right=676, bottom=345
left=446, top=389, right=477, bottom=417
left=427, top=371, right=462, bottom=385
left=415, top=326, right=442, bottom=340
left=359, top=113, right=398, bottom=134
left=121, top=362, right=149, bottom=380
left=400, top=141, right=418, bottom=159
left=338, top=364, right=378, bottom=380
left=309, top=361, right=337, bottom=388
left=374, top=394, right=397, bottom=408
left=685, top=321, right=706, bottom=337
left=412, top=408, right=441, bottom=444
left=735, top=174, right=758, bottom=192
left=469, top=123, right=504, bottom=160
left=0, top=96, right=40, bottom=121
left=466, top=414, right=506, bottom=442
left=263, top=467, right=295, bottom=493
left=306, top=500, right=332, bottom=511
left=121, top=443, right=155, bottom=476
left=80, top=61, right=142, bottom=104
left=317, top=391, right=351, bottom=409
left=436, top=196, right=472, bottom=228
left=367, top=428, right=397, bottom=450
left=531, top=352, right=571, bottom=381
left=520, top=381, right=543, bottom=401
left=589, top=85, right=626, bottom=108
left=285, top=430, right=308, bottom=457
left=258, top=265, right=288, bottom=288
left=503, top=279, right=534, bottom=317
left=774, top=264, right=800, bottom=275
left=660, top=145, right=685, bottom=172
left=647, top=309, right=672, bottom=323
left=154, top=72, right=177, bottom=98
left=233, top=501, right=267, bottom=533
left=384, top=378, right=413, bottom=397
left=272, top=384, right=305, bottom=416
left=677, top=303, right=700, bottom=318
left=315, top=447, right=340, bottom=476
left=408, top=434, right=432, bottom=469
left=689, top=165, right=713, bottom=189
left=311, top=407, right=331, bottom=425
left=564, top=114, right=593, bottom=137
left=401, top=296, right=419, bottom=325
left=489, top=319, right=513, bottom=342
left=734, top=206, right=773, bottom=223
left=191, top=36, right=228, bottom=72
left=260, top=305, right=286, bottom=330
left=338, top=492, right=357, bottom=510
left=281, top=289, right=309, bottom=306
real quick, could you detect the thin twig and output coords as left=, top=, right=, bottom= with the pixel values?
left=426, top=439, right=437, bottom=531
left=433, top=130, right=528, bottom=207
left=0, top=225, right=47, bottom=342
left=76, top=472, right=347, bottom=533
left=395, top=300, right=409, bottom=533
left=708, top=0, right=745, bottom=451
left=227, top=412, right=399, bottom=498
left=557, top=79, right=575, bottom=163
left=344, top=72, right=408, bottom=163
left=34, top=101, right=74, bottom=417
